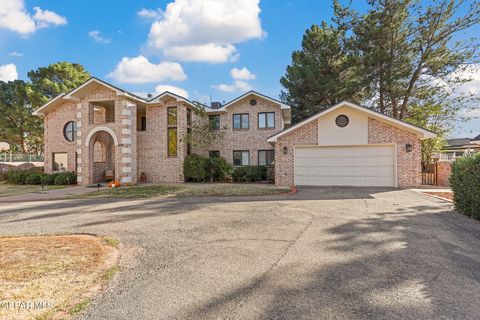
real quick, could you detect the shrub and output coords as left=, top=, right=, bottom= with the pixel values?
left=54, top=172, right=77, bottom=185
left=450, top=153, right=480, bottom=219
left=184, top=154, right=208, bottom=182
left=25, top=173, right=43, bottom=185
left=41, top=173, right=56, bottom=185
left=205, top=157, right=233, bottom=182
left=6, top=170, right=31, bottom=184
left=232, top=166, right=268, bottom=183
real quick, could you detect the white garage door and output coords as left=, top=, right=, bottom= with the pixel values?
left=294, top=145, right=396, bottom=187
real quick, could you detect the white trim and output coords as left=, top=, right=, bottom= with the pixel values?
left=64, top=78, right=122, bottom=99
left=206, top=91, right=291, bottom=113
left=32, top=93, right=65, bottom=116
left=148, top=91, right=197, bottom=108
left=84, top=126, right=119, bottom=146
left=267, top=101, right=436, bottom=142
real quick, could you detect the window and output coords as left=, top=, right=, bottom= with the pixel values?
left=258, top=150, right=275, bottom=166
left=209, top=115, right=220, bottom=130
left=233, top=150, right=249, bottom=166
left=168, top=107, right=177, bottom=125
left=335, top=115, right=349, bottom=127
left=187, top=108, right=192, bottom=126
left=187, top=128, right=192, bottom=155
left=53, top=153, right=68, bottom=172
left=168, top=128, right=177, bottom=157
left=258, top=112, right=275, bottom=129
left=140, top=117, right=146, bottom=131
left=233, top=113, right=249, bottom=129
left=93, top=141, right=106, bottom=163
left=63, top=121, right=77, bottom=142
left=209, top=151, right=220, bottom=158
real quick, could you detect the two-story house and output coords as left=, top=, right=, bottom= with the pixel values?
left=33, top=77, right=292, bottom=185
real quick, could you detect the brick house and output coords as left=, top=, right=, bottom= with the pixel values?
left=34, top=79, right=435, bottom=188
left=33, top=78, right=292, bottom=185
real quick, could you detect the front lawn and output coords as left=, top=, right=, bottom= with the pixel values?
left=0, top=234, right=118, bottom=320
left=72, top=183, right=291, bottom=199
left=0, top=181, right=65, bottom=197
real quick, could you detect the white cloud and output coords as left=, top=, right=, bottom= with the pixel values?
left=137, top=8, right=163, bottom=20
left=8, top=51, right=23, bottom=57
left=33, top=7, right=67, bottom=29
left=146, top=0, right=264, bottom=63
left=214, top=80, right=252, bottom=93
left=155, top=84, right=189, bottom=98
left=108, top=55, right=187, bottom=84
left=214, top=67, right=256, bottom=92
left=88, top=30, right=111, bottom=44
left=453, top=64, right=480, bottom=96
left=0, top=1, right=66, bottom=35
left=230, top=67, right=256, bottom=81
left=164, top=44, right=239, bottom=63
left=0, top=64, right=18, bottom=82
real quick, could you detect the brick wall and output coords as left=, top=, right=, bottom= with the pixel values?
left=194, top=96, right=284, bottom=165
left=368, top=118, right=421, bottom=187
left=274, top=119, right=318, bottom=186
left=436, top=161, right=452, bottom=187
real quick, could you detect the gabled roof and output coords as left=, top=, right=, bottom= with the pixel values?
left=267, top=101, right=436, bottom=143
left=446, top=138, right=472, bottom=147
left=33, top=77, right=199, bottom=116
left=472, top=133, right=480, bottom=142
left=207, top=90, right=291, bottom=112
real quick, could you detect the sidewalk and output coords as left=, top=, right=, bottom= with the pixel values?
left=0, top=185, right=95, bottom=203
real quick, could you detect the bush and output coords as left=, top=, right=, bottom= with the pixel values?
left=41, top=173, right=56, bottom=185
left=184, top=154, right=208, bottom=182
left=6, top=170, right=31, bottom=184
left=450, top=153, right=480, bottom=219
left=53, top=172, right=77, bottom=185
left=205, top=157, right=233, bottom=182
left=25, top=173, right=43, bottom=185
left=232, top=166, right=268, bottom=183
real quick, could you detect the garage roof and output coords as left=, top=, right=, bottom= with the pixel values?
left=267, top=101, right=437, bottom=142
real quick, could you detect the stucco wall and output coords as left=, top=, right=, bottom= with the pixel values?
left=317, top=106, right=368, bottom=146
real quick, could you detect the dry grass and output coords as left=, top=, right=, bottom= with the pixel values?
left=0, top=234, right=118, bottom=320
left=0, top=181, right=65, bottom=197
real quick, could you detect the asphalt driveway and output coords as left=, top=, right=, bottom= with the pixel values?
left=1, top=187, right=480, bottom=319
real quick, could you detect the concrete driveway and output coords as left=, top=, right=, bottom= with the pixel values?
left=1, top=187, right=480, bottom=319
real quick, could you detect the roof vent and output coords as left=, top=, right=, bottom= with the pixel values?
left=210, top=101, right=222, bottom=109
left=147, top=93, right=153, bottom=98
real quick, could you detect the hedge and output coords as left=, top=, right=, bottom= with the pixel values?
left=6, top=169, right=77, bottom=186
left=450, top=153, right=480, bottom=219
left=232, top=166, right=268, bottom=183
left=184, top=154, right=233, bottom=182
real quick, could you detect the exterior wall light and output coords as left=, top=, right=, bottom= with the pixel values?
left=283, top=146, right=288, bottom=154
left=406, top=144, right=413, bottom=152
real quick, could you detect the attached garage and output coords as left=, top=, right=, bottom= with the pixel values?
left=294, top=145, right=395, bottom=187
left=267, top=101, right=436, bottom=188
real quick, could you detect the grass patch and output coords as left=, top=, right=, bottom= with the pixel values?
left=0, top=234, right=118, bottom=320
left=0, top=181, right=65, bottom=197
left=102, top=266, right=119, bottom=281
left=68, top=299, right=91, bottom=315
left=102, top=236, right=119, bottom=248
left=71, top=183, right=291, bottom=199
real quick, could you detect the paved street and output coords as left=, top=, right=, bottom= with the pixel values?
left=1, top=187, right=479, bottom=319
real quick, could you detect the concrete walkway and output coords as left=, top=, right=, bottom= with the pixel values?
left=0, top=185, right=94, bottom=202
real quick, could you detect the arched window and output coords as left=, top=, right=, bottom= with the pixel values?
left=63, top=121, right=77, bottom=142
left=93, top=141, right=106, bottom=163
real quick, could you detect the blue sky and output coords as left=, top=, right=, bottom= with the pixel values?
left=0, top=0, right=478, bottom=137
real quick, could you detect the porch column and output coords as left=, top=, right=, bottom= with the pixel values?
left=119, top=100, right=138, bottom=184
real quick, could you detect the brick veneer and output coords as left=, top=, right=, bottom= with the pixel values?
left=274, top=120, right=318, bottom=186
left=194, top=95, right=284, bottom=165
left=436, top=161, right=452, bottom=187
left=368, top=118, right=421, bottom=187
left=273, top=117, right=422, bottom=187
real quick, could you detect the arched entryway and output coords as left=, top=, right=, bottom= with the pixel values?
left=86, top=127, right=118, bottom=183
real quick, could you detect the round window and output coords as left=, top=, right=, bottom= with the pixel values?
left=63, top=121, right=77, bottom=142
left=335, top=115, right=349, bottom=128
left=250, top=99, right=257, bottom=106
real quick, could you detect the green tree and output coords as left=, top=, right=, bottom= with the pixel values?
left=28, top=61, right=91, bottom=107
left=187, top=106, right=226, bottom=151
left=0, top=80, right=42, bottom=153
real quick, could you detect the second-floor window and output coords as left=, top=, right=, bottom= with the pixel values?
left=168, top=107, right=177, bottom=125
left=209, top=115, right=220, bottom=130
left=167, top=107, right=177, bottom=157
left=233, top=113, right=249, bottom=129
left=258, top=112, right=275, bottom=129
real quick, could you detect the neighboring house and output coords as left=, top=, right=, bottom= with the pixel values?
left=438, top=135, right=480, bottom=160
left=34, top=78, right=436, bottom=188
left=33, top=78, right=292, bottom=185
left=267, top=101, right=436, bottom=187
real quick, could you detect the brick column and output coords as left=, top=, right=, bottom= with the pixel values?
left=119, top=101, right=137, bottom=184
left=76, top=102, right=84, bottom=184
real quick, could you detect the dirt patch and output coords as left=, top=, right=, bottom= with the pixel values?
left=423, top=191, right=454, bottom=202
left=0, top=234, right=119, bottom=320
